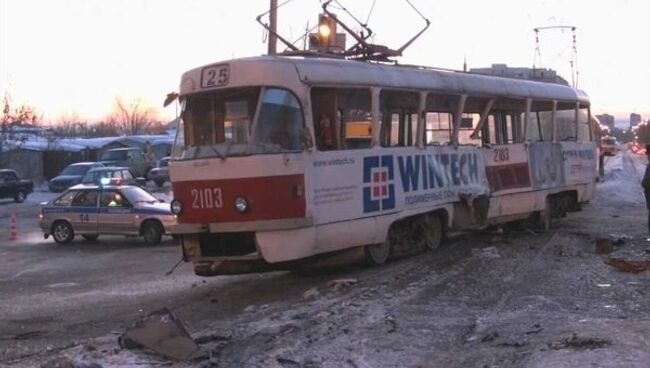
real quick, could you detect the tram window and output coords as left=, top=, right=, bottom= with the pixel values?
left=577, top=107, right=590, bottom=142
left=379, top=90, right=419, bottom=148
left=458, top=113, right=482, bottom=145
left=538, top=111, right=553, bottom=141
left=556, top=104, right=577, bottom=141
left=425, top=112, right=452, bottom=145
left=178, top=87, right=259, bottom=159
left=172, top=100, right=186, bottom=160
left=506, top=115, right=514, bottom=143
left=188, top=97, right=216, bottom=146
left=311, top=87, right=372, bottom=151
left=525, top=111, right=542, bottom=142
left=488, top=111, right=513, bottom=144
left=380, top=112, right=418, bottom=147
left=510, top=113, right=525, bottom=143
left=253, top=88, right=304, bottom=153
left=487, top=112, right=520, bottom=144
left=224, top=101, right=250, bottom=144
left=487, top=115, right=498, bottom=144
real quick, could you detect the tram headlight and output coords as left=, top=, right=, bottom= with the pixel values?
left=170, top=199, right=183, bottom=215
left=234, top=196, right=249, bottom=213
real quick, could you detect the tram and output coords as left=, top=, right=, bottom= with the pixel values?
left=167, top=4, right=597, bottom=276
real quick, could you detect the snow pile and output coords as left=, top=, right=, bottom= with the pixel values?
left=598, top=151, right=646, bottom=204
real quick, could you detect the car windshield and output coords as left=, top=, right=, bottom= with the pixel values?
left=83, top=170, right=120, bottom=184
left=159, top=159, right=169, bottom=168
left=172, top=87, right=304, bottom=160
left=61, top=165, right=91, bottom=176
left=121, top=186, right=159, bottom=204
left=100, top=150, right=127, bottom=161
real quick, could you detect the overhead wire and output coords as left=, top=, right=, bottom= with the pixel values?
left=405, top=0, right=427, bottom=21
left=365, top=0, right=377, bottom=25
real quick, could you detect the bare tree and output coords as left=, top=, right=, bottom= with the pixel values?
left=108, top=96, right=160, bottom=135
left=2, top=92, right=41, bottom=126
left=55, top=111, right=89, bottom=137
left=88, top=121, right=120, bottom=137
left=1, top=90, right=42, bottom=149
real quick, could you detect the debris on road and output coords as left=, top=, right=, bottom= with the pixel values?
left=193, top=329, right=233, bottom=344
left=525, top=324, right=544, bottom=335
left=480, top=331, right=499, bottom=342
left=303, top=287, right=320, bottom=301
left=118, top=308, right=202, bottom=361
left=604, top=257, right=650, bottom=273
left=595, top=237, right=613, bottom=254
left=327, top=278, right=358, bottom=292
left=472, top=246, right=501, bottom=259
left=384, top=315, right=397, bottom=333
left=549, top=333, right=612, bottom=350
left=0, top=330, right=46, bottom=340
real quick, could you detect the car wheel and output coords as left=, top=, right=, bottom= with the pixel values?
left=154, top=180, right=164, bottom=188
left=142, top=221, right=163, bottom=245
left=14, top=190, right=26, bottom=203
left=81, top=234, right=99, bottom=241
left=52, top=221, right=74, bottom=244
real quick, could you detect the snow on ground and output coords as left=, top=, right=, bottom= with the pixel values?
left=3, top=149, right=650, bottom=368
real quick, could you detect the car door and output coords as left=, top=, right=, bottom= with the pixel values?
left=0, top=172, right=8, bottom=198
left=98, top=189, right=137, bottom=234
left=69, top=189, right=99, bottom=234
left=3, top=171, right=18, bottom=197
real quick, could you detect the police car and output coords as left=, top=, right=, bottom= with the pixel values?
left=39, top=181, right=176, bottom=245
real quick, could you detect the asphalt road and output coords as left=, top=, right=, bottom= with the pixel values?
left=0, top=184, right=195, bottom=362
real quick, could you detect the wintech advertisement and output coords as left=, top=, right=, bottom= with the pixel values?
left=311, top=147, right=490, bottom=224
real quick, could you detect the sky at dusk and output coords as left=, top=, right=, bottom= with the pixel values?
left=1, top=0, right=648, bottom=124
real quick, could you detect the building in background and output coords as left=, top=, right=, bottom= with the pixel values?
left=469, top=64, right=569, bottom=85
left=595, top=114, right=615, bottom=130
left=630, top=113, right=642, bottom=129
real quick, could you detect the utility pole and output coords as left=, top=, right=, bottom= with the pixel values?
left=268, top=0, right=278, bottom=55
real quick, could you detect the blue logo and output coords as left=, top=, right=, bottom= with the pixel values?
left=363, top=155, right=395, bottom=213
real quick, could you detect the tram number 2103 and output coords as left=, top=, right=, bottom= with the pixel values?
left=191, top=188, right=223, bottom=209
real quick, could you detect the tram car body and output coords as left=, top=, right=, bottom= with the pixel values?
left=168, top=56, right=597, bottom=275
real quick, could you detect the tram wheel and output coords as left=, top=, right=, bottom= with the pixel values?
left=419, top=215, right=442, bottom=251
left=364, top=241, right=390, bottom=266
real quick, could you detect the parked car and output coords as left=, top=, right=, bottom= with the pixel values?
left=39, top=184, right=176, bottom=244
left=0, top=169, right=34, bottom=203
left=147, top=157, right=171, bottom=187
left=98, top=148, right=151, bottom=178
left=49, top=162, right=104, bottom=192
left=80, top=166, right=147, bottom=187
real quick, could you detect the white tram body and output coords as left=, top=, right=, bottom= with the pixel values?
left=169, top=56, right=597, bottom=275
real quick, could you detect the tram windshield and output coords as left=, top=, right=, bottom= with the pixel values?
left=172, top=87, right=304, bottom=160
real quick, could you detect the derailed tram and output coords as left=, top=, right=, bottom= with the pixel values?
left=167, top=6, right=597, bottom=276
left=167, top=56, right=596, bottom=276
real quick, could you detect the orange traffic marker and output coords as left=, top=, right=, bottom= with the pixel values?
left=9, top=211, right=18, bottom=241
